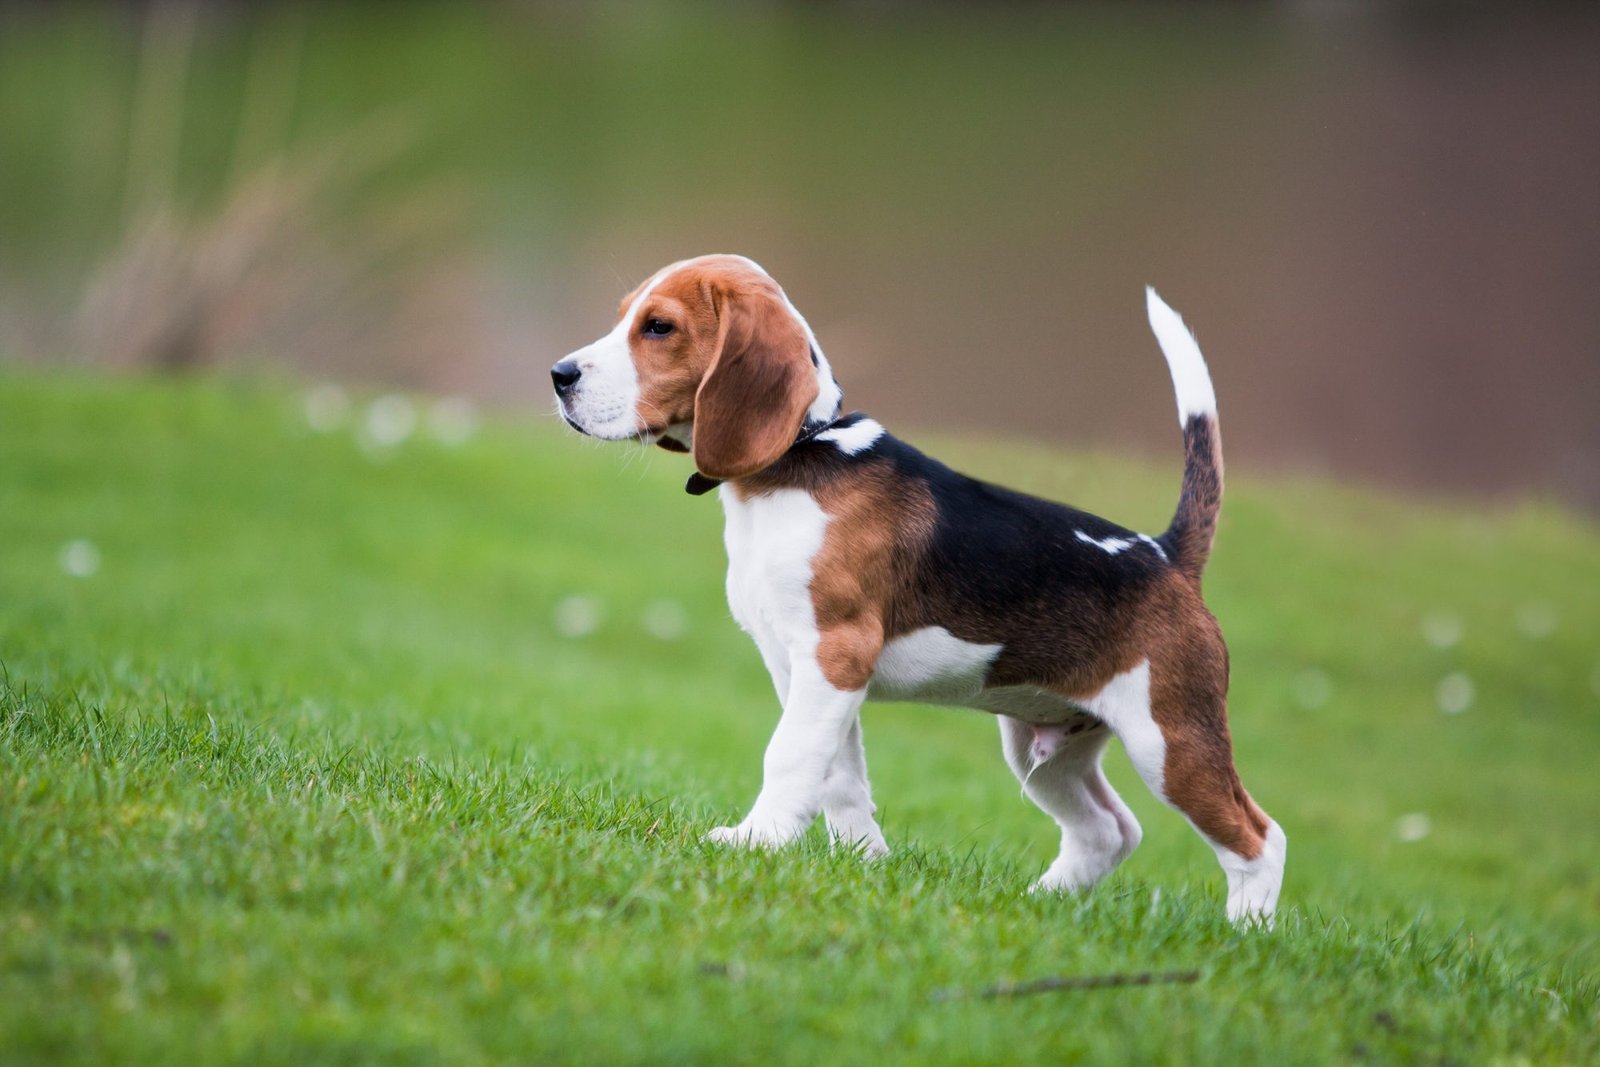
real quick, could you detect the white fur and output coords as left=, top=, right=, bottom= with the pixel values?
left=868, top=626, right=1001, bottom=704
left=782, top=292, right=843, bottom=425
left=821, top=718, right=886, bottom=857
left=556, top=265, right=678, bottom=439
left=1074, top=529, right=1168, bottom=563
left=721, top=487, right=829, bottom=651
left=713, top=486, right=885, bottom=855
left=1003, top=661, right=1150, bottom=893
left=1075, top=530, right=1135, bottom=555
left=974, top=686, right=1083, bottom=724
left=816, top=418, right=884, bottom=456
left=1212, top=820, right=1287, bottom=925
left=998, top=717, right=1142, bottom=893
left=1146, top=286, right=1217, bottom=426
left=866, top=628, right=1098, bottom=728
left=1137, top=533, right=1170, bottom=562
left=1079, top=660, right=1166, bottom=794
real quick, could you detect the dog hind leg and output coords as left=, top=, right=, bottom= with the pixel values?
left=1088, top=660, right=1286, bottom=924
left=999, top=716, right=1142, bottom=893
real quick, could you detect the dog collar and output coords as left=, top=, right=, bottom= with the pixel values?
left=684, top=412, right=852, bottom=496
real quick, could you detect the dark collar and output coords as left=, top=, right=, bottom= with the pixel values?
left=684, top=412, right=850, bottom=496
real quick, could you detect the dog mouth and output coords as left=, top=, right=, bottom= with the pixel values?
left=557, top=402, right=672, bottom=446
left=557, top=406, right=595, bottom=438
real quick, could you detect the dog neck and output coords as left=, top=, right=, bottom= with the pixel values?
left=684, top=410, right=850, bottom=496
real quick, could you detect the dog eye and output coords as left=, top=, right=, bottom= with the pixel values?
left=642, top=318, right=675, bottom=336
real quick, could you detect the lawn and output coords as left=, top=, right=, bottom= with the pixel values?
left=1, top=371, right=1597, bottom=1064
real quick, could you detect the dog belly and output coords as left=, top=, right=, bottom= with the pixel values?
left=866, top=626, right=1091, bottom=725
left=971, top=685, right=1087, bottom=725
left=867, top=626, right=998, bottom=704
left=863, top=627, right=1072, bottom=719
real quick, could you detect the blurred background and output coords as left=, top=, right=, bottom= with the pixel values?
left=1, top=0, right=1596, bottom=511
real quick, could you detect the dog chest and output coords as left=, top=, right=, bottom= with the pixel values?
left=719, top=486, right=830, bottom=647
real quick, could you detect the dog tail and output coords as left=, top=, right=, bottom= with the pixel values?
left=1147, top=287, right=1223, bottom=584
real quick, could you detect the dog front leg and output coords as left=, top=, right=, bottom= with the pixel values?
left=707, top=658, right=866, bottom=849
left=820, top=717, right=889, bottom=858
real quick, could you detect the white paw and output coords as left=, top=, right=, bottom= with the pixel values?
left=832, top=831, right=890, bottom=860
left=1028, top=860, right=1107, bottom=895
left=1028, top=821, right=1133, bottom=895
left=824, top=810, right=889, bottom=859
left=1028, top=875, right=1071, bottom=896
left=1221, top=820, right=1287, bottom=926
left=704, top=822, right=786, bottom=850
left=1229, top=906, right=1277, bottom=930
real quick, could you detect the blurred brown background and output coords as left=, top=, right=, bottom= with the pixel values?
left=2, top=1, right=1596, bottom=509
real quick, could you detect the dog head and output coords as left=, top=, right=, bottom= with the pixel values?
left=552, top=255, right=843, bottom=482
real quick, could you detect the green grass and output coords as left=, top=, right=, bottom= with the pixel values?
left=2, top=371, right=1597, bottom=1064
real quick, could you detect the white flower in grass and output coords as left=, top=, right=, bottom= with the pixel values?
left=641, top=599, right=689, bottom=641
left=1395, top=813, right=1431, bottom=843
left=427, top=397, right=480, bottom=446
left=1435, top=673, right=1474, bottom=715
left=554, top=595, right=603, bottom=638
left=1292, top=668, right=1333, bottom=710
left=303, top=384, right=350, bottom=432
left=1514, top=601, right=1557, bottom=640
left=59, top=539, right=100, bottom=578
left=1421, top=610, right=1464, bottom=650
left=362, top=394, right=418, bottom=452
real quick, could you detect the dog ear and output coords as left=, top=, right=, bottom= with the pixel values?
left=692, top=283, right=819, bottom=481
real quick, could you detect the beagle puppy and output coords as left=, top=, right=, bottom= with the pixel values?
left=552, top=254, right=1285, bottom=922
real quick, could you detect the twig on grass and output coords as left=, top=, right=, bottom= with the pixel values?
left=931, top=969, right=1202, bottom=1002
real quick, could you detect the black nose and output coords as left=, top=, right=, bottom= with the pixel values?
left=551, top=360, right=581, bottom=396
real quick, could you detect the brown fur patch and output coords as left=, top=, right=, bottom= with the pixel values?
left=1168, top=415, right=1224, bottom=583
left=1126, top=572, right=1268, bottom=859
left=618, top=257, right=818, bottom=479
left=749, top=458, right=937, bottom=691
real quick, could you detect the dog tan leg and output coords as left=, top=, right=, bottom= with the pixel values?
left=1152, top=709, right=1285, bottom=924
left=1088, top=659, right=1286, bottom=923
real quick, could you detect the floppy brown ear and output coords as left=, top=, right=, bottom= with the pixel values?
left=692, top=283, right=819, bottom=481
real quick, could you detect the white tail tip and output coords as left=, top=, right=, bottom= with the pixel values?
left=1146, top=286, right=1217, bottom=426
